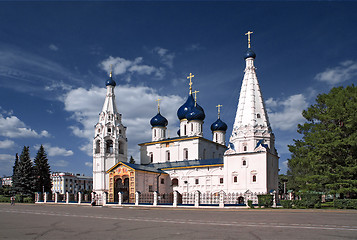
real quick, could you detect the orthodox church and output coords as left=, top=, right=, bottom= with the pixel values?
left=93, top=32, right=279, bottom=204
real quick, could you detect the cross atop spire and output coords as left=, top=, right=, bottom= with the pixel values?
left=156, top=98, right=161, bottom=113
left=109, top=64, right=113, bottom=78
left=216, top=104, right=223, bottom=119
left=245, top=31, right=253, bottom=48
left=193, top=90, right=199, bottom=106
left=187, top=73, right=195, bottom=94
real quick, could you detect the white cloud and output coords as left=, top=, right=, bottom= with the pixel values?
left=266, top=94, right=308, bottom=131
left=315, top=60, right=357, bottom=85
left=186, top=43, right=204, bottom=51
left=0, top=153, right=13, bottom=162
left=153, top=47, right=175, bottom=68
left=35, top=144, right=73, bottom=157
left=100, top=56, right=165, bottom=80
left=51, top=160, right=69, bottom=167
left=49, top=44, right=59, bottom=51
left=0, top=114, right=51, bottom=138
left=0, top=139, right=15, bottom=149
left=62, top=85, right=184, bottom=158
left=0, top=154, right=14, bottom=176
left=85, top=162, right=93, bottom=167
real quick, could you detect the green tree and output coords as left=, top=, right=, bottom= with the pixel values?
left=129, top=155, right=135, bottom=164
left=287, top=85, right=357, bottom=198
left=11, top=153, right=20, bottom=194
left=17, top=146, right=36, bottom=197
left=34, top=145, right=52, bottom=193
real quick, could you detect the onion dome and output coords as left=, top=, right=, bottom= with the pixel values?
left=177, top=94, right=195, bottom=120
left=106, top=76, right=116, bottom=87
left=244, top=48, right=256, bottom=59
left=150, top=112, right=168, bottom=127
left=211, top=118, right=228, bottom=132
left=186, top=103, right=205, bottom=121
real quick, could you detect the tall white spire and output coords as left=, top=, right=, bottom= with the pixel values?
left=229, top=32, right=276, bottom=155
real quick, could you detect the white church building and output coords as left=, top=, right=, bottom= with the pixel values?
left=93, top=33, right=279, bottom=204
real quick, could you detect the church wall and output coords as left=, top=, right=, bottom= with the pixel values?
left=165, top=166, right=225, bottom=194
left=224, top=151, right=268, bottom=194
left=266, top=153, right=279, bottom=192
left=135, top=171, right=171, bottom=194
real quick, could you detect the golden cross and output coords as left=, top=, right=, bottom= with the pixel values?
left=245, top=31, right=253, bottom=48
left=216, top=104, right=223, bottom=118
left=109, top=64, right=113, bottom=77
left=193, top=90, right=199, bottom=106
left=187, top=73, right=195, bottom=94
left=156, top=98, right=161, bottom=112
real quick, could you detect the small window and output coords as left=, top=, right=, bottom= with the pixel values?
left=184, top=149, right=188, bottom=160
left=166, top=151, right=170, bottom=161
left=108, top=128, right=111, bottom=133
left=195, top=179, right=199, bottom=184
left=220, top=178, right=224, bottom=184
left=257, top=113, right=261, bottom=118
left=191, top=123, right=193, bottom=132
left=161, top=179, right=165, bottom=184
left=184, top=125, right=187, bottom=135
left=119, top=129, right=122, bottom=134
left=154, top=129, right=156, bottom=137
left=253, top=175, right=257, bottom=182
left=243, top=146, right=247, bottom=151
left=150, top=153, right=153, bottom=163
left=106, top=140, right=113, bottom=154
left=243, top=160, right=246, bottom=166
left=172, top=178, right=178, bottom=187
left=234, top=176, right=238, bottom=183
left=149, top=185, right=153, bottom=192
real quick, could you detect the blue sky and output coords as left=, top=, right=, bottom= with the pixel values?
left=0, top=2, right=356, bottom=177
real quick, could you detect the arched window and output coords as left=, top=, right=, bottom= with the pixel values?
left=118, top=141, right=124, bottom=154
left=106, top=140, right=113, bottom=154
left=95, top=140, right=100, bottom=154
left=150, top=152, right=153, bottom=163
left=184, top=148, right=188, bottom=160
left=253, top=175, right=257, bottom=182
left=243, top=160, right=247, bottom=166
left=257, top=113, right=261, bottom=118
left=172, top=178, right=178, bottom=187
left=191, top=123, right=193, bottom=132
left=108, top=128, right=111, bottom=133
left=243, top=146, right=247, bottom=151
left=166, top=151, right=170, bottom=161
left=184, top=125, right=187, bottom=135
left=233, top=176, right=238, bottom=183
left=154, top=129, right=156, bottom=138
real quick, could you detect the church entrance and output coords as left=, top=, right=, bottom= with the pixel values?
left=114, top=177, right=129, bottom=203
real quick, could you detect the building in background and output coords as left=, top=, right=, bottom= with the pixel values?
left=1, top=176, right=12, bottom=187
left=51, top=172, right=92, bottom=194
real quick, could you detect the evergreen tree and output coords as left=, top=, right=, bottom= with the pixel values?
left=17, top=146, right=36, bottom=196
left=11, top=153, right=20, bottom=194
left=34, top=145, right=52, bottom=193
left=129, top=155, right=135, bottom=164
left=287, top=85, right=357, bottom=197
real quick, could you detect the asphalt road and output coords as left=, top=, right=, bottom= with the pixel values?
left=0, top=203, right=356, bottom=240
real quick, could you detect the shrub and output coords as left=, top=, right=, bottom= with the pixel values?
left=280, top=200, right=293, bottom=208
left=0, top=195, right=10, bottom=202
left=334, top=199, right=357, bottom=209
left=257, top=194, right=273, bottom=208
left=23, top=197, right=34, bottom=203
left=295, top=193, right=321, bottom=208
left=247, top=200, right=254, bottom=208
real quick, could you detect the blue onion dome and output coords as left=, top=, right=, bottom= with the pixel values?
left=186, top=104, right=205, bottom=121
left=211, top=118, right=228, bottom=132
left=244, top=48, right=256, bottom=59
left=177, top=94, right=195, bottom=120
left=150, top=112, right=168, bottom=127
left=177, top=129, right=180, bottom=136
left=106, top=76, right=116, bottom=86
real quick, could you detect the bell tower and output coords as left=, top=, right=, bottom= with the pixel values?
left=93, top=70, right=128, bottom=197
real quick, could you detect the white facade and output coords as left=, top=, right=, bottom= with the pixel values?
left=93, top=73, right=128, bottom=197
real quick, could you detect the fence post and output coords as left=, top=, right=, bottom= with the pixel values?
left=271, top=190, right=277, bottom=208
left=44, top=192, right=47, bottom=203
left=219, top=190, right=225, bottom=208
left=194, top=190, right=201, bottom=208
left=173, top=191, right=178, bottom=207
left=54, top=192, right=58, bottom=203
left=78, top=192, right=82, bottom=204
left=66, top=192, right=69, bottom=204
left=153, top=191, right=158, bottom=206
left=118, top=192, right=122, bottom=205
left=102, top=193, right=107, bottom=206
left=135, top=191, right=140, bottom=206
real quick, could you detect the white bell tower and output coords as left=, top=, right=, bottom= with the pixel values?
left=93, top=71, right=127, bottom=197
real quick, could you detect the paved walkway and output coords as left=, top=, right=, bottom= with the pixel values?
left=0, top=203, right=356, bottom=239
